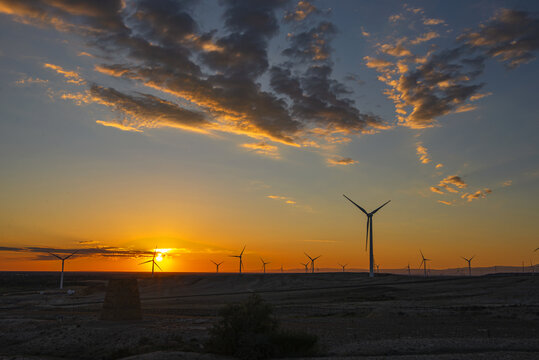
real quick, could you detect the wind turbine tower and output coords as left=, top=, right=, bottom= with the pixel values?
left=407, top=263, right=411, bottom=276
left=139, top=247, right=163, bottom=278
left=339, top=263, right=347, bottom=272
left=304, top=252, right=321, bottom=273
left=48, top=250, right=78, bottom=289
left=260, top=257, right=270, bottom=273
left=419, top=250, right=431, bottom=277
left=229, top=246, right=246, bottom=273
left=211, top=260, right=223, bottom=273
left=461, top=256, right=475, bottom=276
left=301, top=262, right=309, bottom=273
left=343, top=195, right=390, bottom=277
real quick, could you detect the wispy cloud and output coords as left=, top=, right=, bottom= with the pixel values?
left=327, top=157, right=358, bottom=166
left=44, top=63, right=84, bottom=84
left=15, top=76, right=48, bottom=85
left=461, top=188, right=492, bottom=202
left=240, top=142, right=280, bottom=159
left=416, top=143, right=431, bottom=164
left=96, top=120, right=142, bottom=132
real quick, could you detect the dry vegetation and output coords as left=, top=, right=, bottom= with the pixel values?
left=0, top=272, right=538, bottom=359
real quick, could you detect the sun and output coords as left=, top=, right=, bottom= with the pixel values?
left=155, top=253, right=163, bottom=262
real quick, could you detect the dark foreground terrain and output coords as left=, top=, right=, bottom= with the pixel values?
left=0, top=271, right=538, bottom=359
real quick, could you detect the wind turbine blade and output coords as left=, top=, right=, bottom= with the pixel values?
left=211, top=260, right=217, bottom=265
left=63, top=250, right=79, bottom=260
left=48, top=252, right=63, bottom=260
left=461, top=256, right=467, bottom=261
left=218, top=261, right=224, bottom=265
left=420, top=250, right=425, bottom=260
left=154, top=262, right=163, bottom=272
left=139, top=260, right=153, bottom=265
left=343, top=195, right=369, bottom=215
left=370, top=200, right=391, bottom=215
left=304, top=252, right=313, bottom=261
left=240, top=245, right=246, bottom=256
left=470, top=255, right=475, bottom=261
left=419, top=259, right=424, bottom=269
left=313, top=255, right=321, bottom=260
left=229, top=255, right=239, bottom=258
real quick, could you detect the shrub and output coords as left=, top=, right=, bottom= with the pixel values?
left=206, top=293, right=317, bottom=359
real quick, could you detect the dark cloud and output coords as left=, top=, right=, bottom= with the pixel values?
left=367, top=8, right=539, bottom=128
left=282, top=22, right=336, bottom=62
left=284, top=1, right=320, bottom=22
left=0, top=246, right=153, bottom=260
left=88, top=84, right=209, bottom=129
left=459, top=9, right=539, bottom=69
left=1, top=0, right=386, bottom=148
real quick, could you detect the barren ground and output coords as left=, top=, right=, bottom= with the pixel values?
left=0, top=272, right=538, bottom=359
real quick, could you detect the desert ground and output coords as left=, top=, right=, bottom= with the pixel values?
left=0, top=271, right=538, bottom=359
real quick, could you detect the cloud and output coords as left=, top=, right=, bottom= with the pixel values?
left=434, top=175, right=468, bottom=195
left=364, top=56, right=394, bottom=69
left=240, top=142, right=280, bottom=159
left=462, top=188, right=492, bottom=202
left=95, top=120, right=142, bottom=132
left=2, top=0, right=390, bottom=152
left=424, top=18, right=445, bottom=26
left=63, top=85, right=210, bottom=133
left=454, top=104, right=477, bottom=113
left=0, top=245, right=155, bottom=260
left=327, top=157, right=358, bottom=166
left=439, top=174, right=468, bottom=189
left=44, top=63, right=84, bottom=84
left=267, top=194, right=296, bottom=205
left=470, top=92, right=492, bottom=101
left=366, top=8, right=539, bottom=129
left=416, top=143, right=431, bottom=164
left=389, top=14, right=403, bottom=23
left=15, top=76, right=48, bottom=85
left=459, top=9, right=539, bottom=69
left=435, top=163, right=443, bottom=168
left=502, top=180, right=512, bottom=187
left=282, top=21, right=336, bottom=61
left=438, top=200, right=453, bottom=206
left=284, top=1, right=319, bottom=22
left=410, top=32, right=440, bottom=45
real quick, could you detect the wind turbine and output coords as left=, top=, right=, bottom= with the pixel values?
left=229, top=246, right=246, bottom=273
left=419, top=250, right=430, bottom=277
left=211, top=260, right=223, bottom=273
left=338, top=263, right=347, bottom=272
left=260, top=257, right=270, bottom=273
left=407, top=263, right=411, bottom=276
left=139, top=247, right=162, bottom=277
left=343, top=195, right=390, bottom=277
left=461, top=255, right=475, bottom=276
left=300, top=262, right=309, bottom=273
left=48, top=250, right=78, bottom=289
left=375, top=264, right=380, bottom=273
left=304, top=252, right=321, bottom=273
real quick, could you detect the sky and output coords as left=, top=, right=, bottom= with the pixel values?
left=1, top=0, right=538, bottom=273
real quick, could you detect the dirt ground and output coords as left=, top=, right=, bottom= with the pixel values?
left=0, top=272, right=538, bottom=359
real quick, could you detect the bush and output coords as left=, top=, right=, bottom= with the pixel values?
left=206, top=293, right=317, bottom=359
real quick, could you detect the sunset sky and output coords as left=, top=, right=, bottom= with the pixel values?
left=1, top=0, right=538, bottom=273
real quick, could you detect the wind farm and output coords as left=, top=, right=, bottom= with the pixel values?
left=1, top=0, right=539, bottom=359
